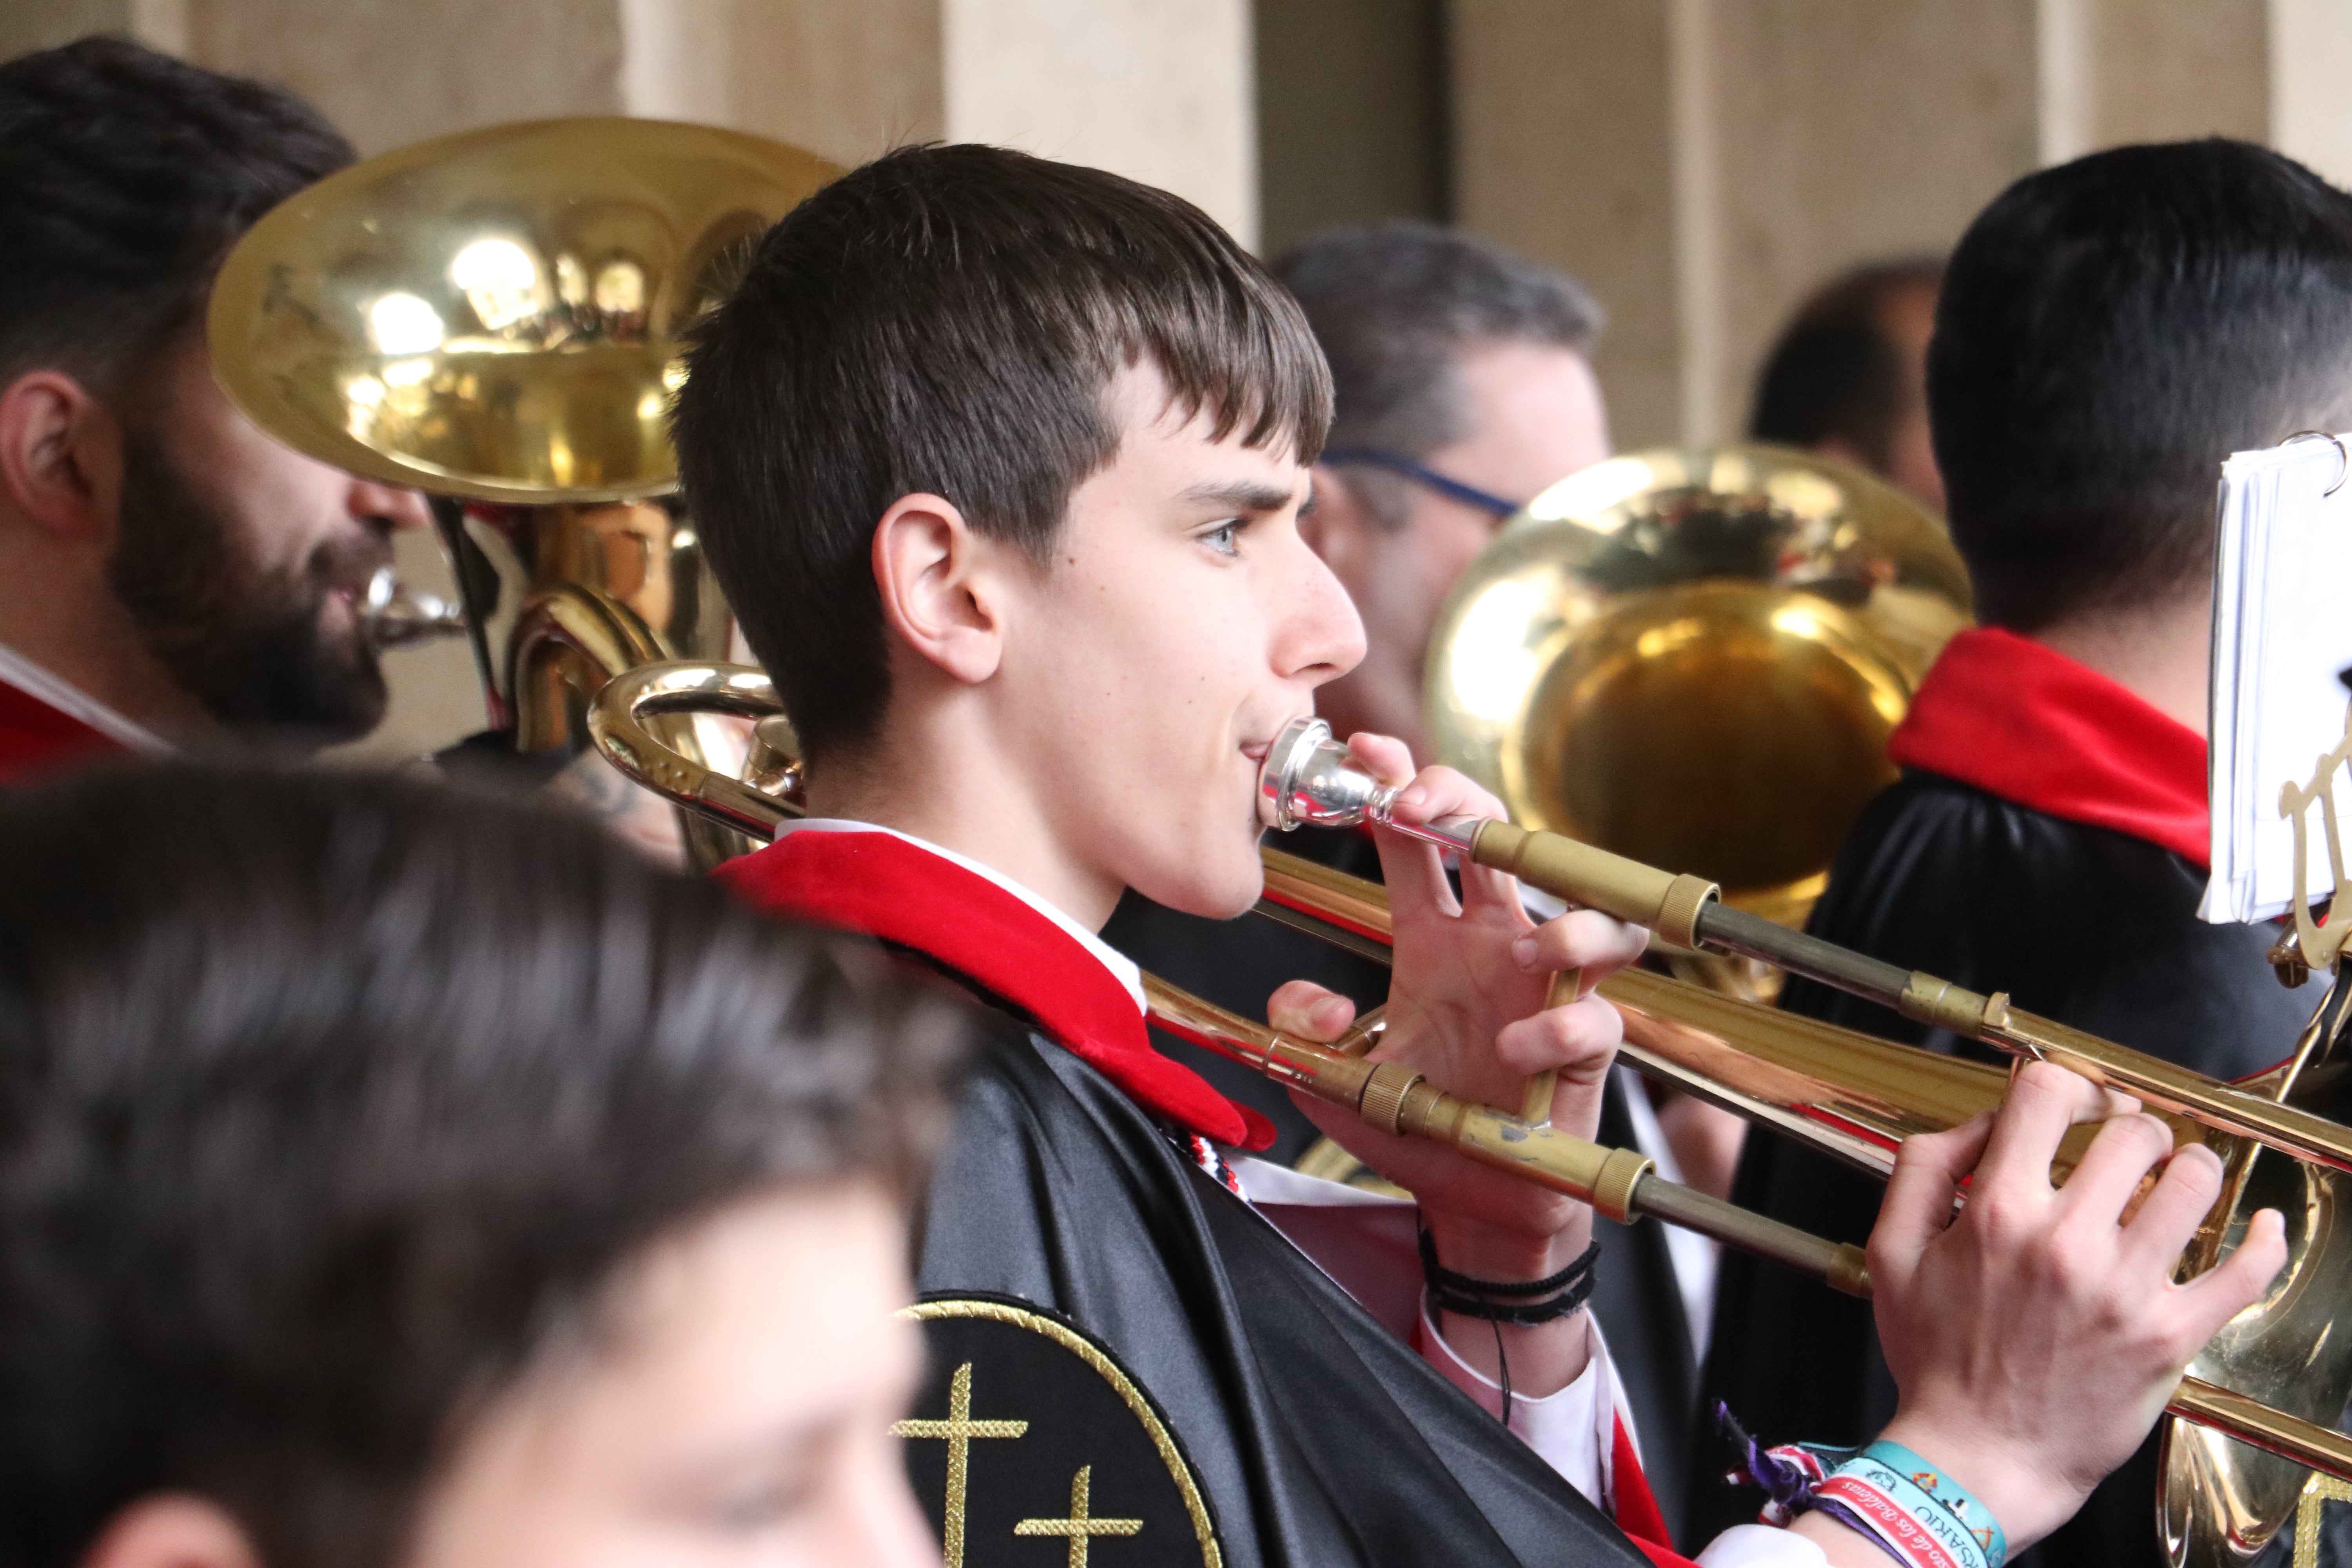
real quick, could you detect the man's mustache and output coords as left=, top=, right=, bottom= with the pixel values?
left=302, top=526, right=398, bottom=602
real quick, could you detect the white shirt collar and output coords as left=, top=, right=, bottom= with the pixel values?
left=0, top=642, right=172, bottom=755
left=770, top=818, right=1147, bottom=1012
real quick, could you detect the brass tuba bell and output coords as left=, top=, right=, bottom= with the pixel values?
left=1425, top=444, right=1973, bottom=995
left=206, top=115, right=839, bottom=866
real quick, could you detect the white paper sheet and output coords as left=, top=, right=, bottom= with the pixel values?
left=2201, top=434, right=2352, bottom=925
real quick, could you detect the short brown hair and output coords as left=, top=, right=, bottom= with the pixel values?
left=0, top=36, right=354, bottom=395
left=673, top=143, right=1333, bottom=762
left=1749, top=257, right=1943, bottom=474
left=0, top=765, right=964, bottom=1568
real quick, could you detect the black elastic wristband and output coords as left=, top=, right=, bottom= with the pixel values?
left=1417, top=1228, right=1600, bottom=1323
left=1426, top=1271, right=1596, bottom=1325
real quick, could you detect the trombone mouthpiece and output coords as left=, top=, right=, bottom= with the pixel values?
left=1257, top=717, right=1398, bottom=831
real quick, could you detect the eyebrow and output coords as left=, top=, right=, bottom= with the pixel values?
left=1179, top=479, right=1303, bottom=514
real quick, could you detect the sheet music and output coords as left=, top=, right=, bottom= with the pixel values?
left=2200, top=433, right=2352, bottom=924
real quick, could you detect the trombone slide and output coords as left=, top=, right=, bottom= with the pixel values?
left=1142, top=976, right=1873, bottom=1299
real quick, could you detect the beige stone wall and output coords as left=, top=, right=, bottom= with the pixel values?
left=1703, top=0, right=2040, bottom=443
left=185, top=0, right=625, bottom=154
left=943, top=0, right=1257, bottom=244
left=2270, top=0, right=2352, bottom=189
left=618, top=0, right=945, bottom=169
left=1452, top=0, right=1679, bottom=450
left=1448, top=0, right=2339, bottom=452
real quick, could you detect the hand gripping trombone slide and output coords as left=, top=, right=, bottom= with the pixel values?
left=587, top=666, right=2352, bottom=1493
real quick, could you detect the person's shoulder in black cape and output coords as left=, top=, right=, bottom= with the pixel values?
left=913, top=1007, right=1655, bottom=1568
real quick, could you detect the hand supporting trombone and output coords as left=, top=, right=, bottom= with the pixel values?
left=586, top=661, right=2352, bottom=1494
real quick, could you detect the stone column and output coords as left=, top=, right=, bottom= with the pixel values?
left=2270, top=0, right=2352, bottom=189
left=1449, top=0, right=1682, bottom=448
left=1449, top=0, right=2337, bottom=450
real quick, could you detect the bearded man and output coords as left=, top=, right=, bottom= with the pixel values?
left=0, top=36, right=428, bottom=780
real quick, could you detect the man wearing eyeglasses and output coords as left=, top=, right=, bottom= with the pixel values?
left=1281, top=224, right=1610, bottom=762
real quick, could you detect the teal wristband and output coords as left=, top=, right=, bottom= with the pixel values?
left=1859, top=1442, right=2006, bottom=1568
left=1815, top=1453, right=1985, bottom=1568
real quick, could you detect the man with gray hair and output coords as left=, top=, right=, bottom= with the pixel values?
left=1102, top=222, right=1720, bottom=1533
left=1281, top=223, right=1610, bottom=761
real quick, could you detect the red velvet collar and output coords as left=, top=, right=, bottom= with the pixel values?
left=1887, top=626, right=2209, bottom=866
left=0, top=679, right=128, bottom=785
left=717, top=826, right=1273, bottom=1150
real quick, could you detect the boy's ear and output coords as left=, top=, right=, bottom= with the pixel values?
left=0, top=370, right=124, bottom=548
left=78, top=1494, right=265, bottom=1568
left=871, top=493, right=1008, bottom=686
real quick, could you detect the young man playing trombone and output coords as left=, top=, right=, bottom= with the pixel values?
left=673, top=143, right=2285, bottom=1568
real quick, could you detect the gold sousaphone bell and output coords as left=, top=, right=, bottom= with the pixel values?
left=207, top=116, right=840, bottom=865
left=1426, top=445, right=1973, bottom=995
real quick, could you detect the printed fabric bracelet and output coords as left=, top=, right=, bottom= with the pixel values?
left=1721, top=1408, right=2005, bottom=1568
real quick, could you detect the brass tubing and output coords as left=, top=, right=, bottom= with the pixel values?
left=1694, top=902, right=1916, bottom=1009
left=1986, top=1008, right=2352, bottom=1178
left=2172, top=1378, right=2352, bottom=1479
left=1448, top=816, right=2352, bottom=1180
left=1629, top=1171, right=1872, bottom=1298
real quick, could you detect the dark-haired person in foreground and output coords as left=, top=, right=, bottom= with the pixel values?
left=0, top=37, right=428, bottom=781
left=1749, top=258, right=1945, bottom=514
left=675, top=141, right=2284, bottom=1568
left=0, top=765, right=955, bottom=1568
left=1699, top=140, right=2350, bottom=1563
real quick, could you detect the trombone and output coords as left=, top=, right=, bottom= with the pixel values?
left=587, top=661, right=2352, bottom=1534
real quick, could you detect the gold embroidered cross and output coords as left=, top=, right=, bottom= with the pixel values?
left=1013, top=1465, right=1143, bottom=1568
left=892, top=1361, right=1028, bottom=1568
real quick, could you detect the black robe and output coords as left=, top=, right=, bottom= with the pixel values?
left=1103, top=828, right=1704, bottom=1539
left=1688, top=770, right=2323, bottom=1563
left=723, top=820, right=1686, bottom=1566
left=916, top=1010, right=1659, bottom=1567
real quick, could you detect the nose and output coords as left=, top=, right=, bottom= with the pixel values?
left=843, top=1459, right=942, bottom=1568
left=350, top=475, right=432, bottom=534
left=1271, top=532, right=1367, bottom=687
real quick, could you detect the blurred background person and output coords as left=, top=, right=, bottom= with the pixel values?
left=0, top=38, right=428, bottom=784
left=1748, top=257, right=1947, bottom=513
left=0, top=766, right=960, bottom=1568
left=1696, top=138, right=2352, bottom=1564
left=1288, top=221, right=1609, bottom=763
left=1104, top=223, right=1719, bottom=1533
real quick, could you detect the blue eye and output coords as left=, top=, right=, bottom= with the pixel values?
left=1203, top=521, right=1242, bottom=557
